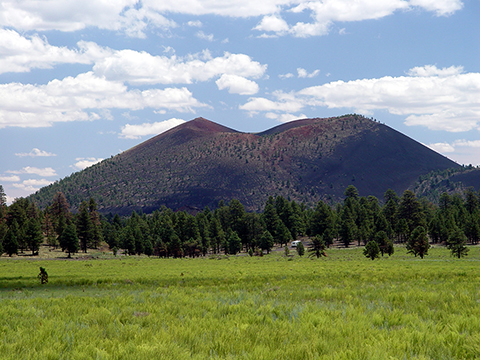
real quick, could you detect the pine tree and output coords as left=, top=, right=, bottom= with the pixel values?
left=262, top=198, right=280, bottom=239
left=339, top=207, right=357, bottom=247
left=275, top=220, right=291, bottom=247
left=259, top=230, right=274, bottom=254
left=227, top=230, right=242, bottom=255
left=296, top=241, right=305, bottom=256
left=59, top=224, right=79, bottom=258
left=88, top=198, right=103, bottom=249
left=0, top=185, right=6, bottom=207
left=407, top=226, right=430, bottom=259
left=309, top=200, right=335, bottom=246
left=374, top=230, right=394, bottom=257
left=3, top=228, right=18, bottom=256
left=76, top=201, right=94, bottom=253
left=397, top=190, right=426, bottom=237
left=308, top=235, right=327, bottom=258
left=24, top=218, right=43, bottom=255
left=447, top=228, right=469, bottom=258
left=364, top=240, right=380, bottom=260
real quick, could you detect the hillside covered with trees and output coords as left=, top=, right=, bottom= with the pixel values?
left=28, top=115, right=459, bottom=214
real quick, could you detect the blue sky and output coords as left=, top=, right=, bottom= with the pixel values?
left=0, top=0, right=479, bottom=203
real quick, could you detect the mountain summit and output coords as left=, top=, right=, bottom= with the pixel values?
left=31, top=115, right=459, bottom=214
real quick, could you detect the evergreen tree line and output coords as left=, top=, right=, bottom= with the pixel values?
left=0, top=184, right=478, bottom=259
left=0, top=189, right=102, bottom=258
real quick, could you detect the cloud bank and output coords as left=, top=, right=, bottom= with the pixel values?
left=241, top=65, right=480, bottom=132
left=0, top=0, right=463, bottom=38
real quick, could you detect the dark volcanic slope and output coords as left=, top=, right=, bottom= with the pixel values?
left=30, top=115, right=459, bottom=214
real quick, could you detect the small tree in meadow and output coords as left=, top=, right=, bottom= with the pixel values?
left=363, top=240, right=380, bottom=260
left=296, top=241, right=305, bottom=256
left=447, top=228, right=469, bottom=258
left=407, top=226, right=430, bottom=259
left=308, top=235, right=327, bottom=258
left=374, top=231, right=394, bottom=257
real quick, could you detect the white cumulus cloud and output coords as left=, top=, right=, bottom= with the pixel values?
left=15, top=148, right=57, bottom=157
left=254, top=14, right=289, bottom=33
left=7, top=167, right=58, bottom=177
left=72, top=157, right=104, bottom=171
left=120, top=118, right=186, bottom=139
left=0, top=0, right=462, bottom=38
left=0, top=72, right=206, bottom=128
left=266, top=112, right=308, bottom=123
left=93, top=50, right=266, bottom=86
left=428, top=142, right=455, bottom=153
left=297, top=68, right=320, bottom=78
left=0, top=30, right=111, bottom=74
left=195, top=31, right=214, bottom=41
left=216, top=74, right=259, bottom=95
left=0, top=0, right=175, bottom=37
left=241, top=65, right=480, bottom=133
left=0, top=175, right=21, bottom=182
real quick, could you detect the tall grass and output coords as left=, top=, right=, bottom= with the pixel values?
left=1, top=246, right=480, bottom=359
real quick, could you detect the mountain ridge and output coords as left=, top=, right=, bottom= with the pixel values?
left=29, top=114, right=460, bottom=214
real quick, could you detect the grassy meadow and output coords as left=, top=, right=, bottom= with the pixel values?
left=1, top=246, right=480, bottom=359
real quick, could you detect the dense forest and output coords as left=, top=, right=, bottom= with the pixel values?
left=1, top=183, right=478, bottom=260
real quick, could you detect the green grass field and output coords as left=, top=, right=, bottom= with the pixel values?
left=1, top=246, right=480, bottom=359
